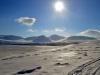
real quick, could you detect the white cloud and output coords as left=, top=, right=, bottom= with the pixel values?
left=42, top=30, right=49, bottom=33
left=27, top=29, right=37, bottom=32
left=55, top=28, right=64, bottom=32
left=16, top=17, right=36, bottom=26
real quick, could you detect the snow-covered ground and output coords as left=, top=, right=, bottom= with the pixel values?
left=0, top=41, right=100, bottom=75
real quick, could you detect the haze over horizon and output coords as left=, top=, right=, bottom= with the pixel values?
left=0, top=0, right=100, bottom=37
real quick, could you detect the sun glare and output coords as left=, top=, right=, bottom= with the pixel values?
left=55, top=1, right=64, bottom=12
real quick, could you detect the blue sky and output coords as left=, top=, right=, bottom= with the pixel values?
left=0, top=0, right=100, bottom=37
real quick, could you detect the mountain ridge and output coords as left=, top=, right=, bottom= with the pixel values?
left=33, top=35, right=52, bottom=43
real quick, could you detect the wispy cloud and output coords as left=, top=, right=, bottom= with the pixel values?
left=55, top=28, right=64, bottom=32
left=27, top=29, right=37, bottom=32
left=42, top=28, right=65, bottom=33
left=42, top=30, right=49, bottom=33
left=16, top=17, right=36, bottom=26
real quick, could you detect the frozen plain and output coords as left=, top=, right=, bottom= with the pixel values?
left=0, top=41, right=100, bottom=75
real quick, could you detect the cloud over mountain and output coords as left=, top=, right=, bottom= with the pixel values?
left=79, top=29, right=100, bottom=38
left=66, top=35, right=96, bottom=41
left=16, top=17, right=36, bottom=26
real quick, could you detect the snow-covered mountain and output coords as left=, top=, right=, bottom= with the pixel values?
left=66, top=35, right=96, bottom=41
left=0, top=29, right=99, bottom=44
left=49, top=34, right=65, bottom=41
left=79, top=29, right=100, bottom=39
left=0, top=35, right=23, bottom=40
left=33, top=35, right=52, bottom=43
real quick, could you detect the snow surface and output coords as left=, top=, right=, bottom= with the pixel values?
left=0, top=40, right=100, bottom=75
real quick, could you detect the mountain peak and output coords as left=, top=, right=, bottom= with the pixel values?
left=79, top=29, right=100, bottom=38
left=33, top=35, right=52, bottom=43
left=0, top=35, right=23, bottom=40
left=49, top=34, right=65, bottom=41
left=66, top=35, right=96, bottom=41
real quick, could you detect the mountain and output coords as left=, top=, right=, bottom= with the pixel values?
left=79, top=29, right=100, bottom=39
left=66, top=36, right=96, bottom=40
left=33, top=35, right=52, bottom=43
left=25, top=36, right=37, bottom=41
left=0, top=35, right=23, bottom=40
left=49, top=34, right=65, bottom=41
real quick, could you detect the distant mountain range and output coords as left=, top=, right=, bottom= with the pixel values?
left=0, top=35, right=23, bottom=40
left=0, top=29, right=99, bottom=44
left=79, top=29, right=100, bottom=39
left=65, top=36, right=96, bottom=41
left=65, top=29, right=100, bottom=41
left=0, top=34, right=65, bottom=43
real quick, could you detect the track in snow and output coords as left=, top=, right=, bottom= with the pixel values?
left=68, top=57, right=100, bottom=75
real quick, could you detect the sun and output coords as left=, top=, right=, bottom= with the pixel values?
left=55, top=1, right=64, bottom=12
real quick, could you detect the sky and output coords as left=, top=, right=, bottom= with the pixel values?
left=0, top=0, right=100, bottom=37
